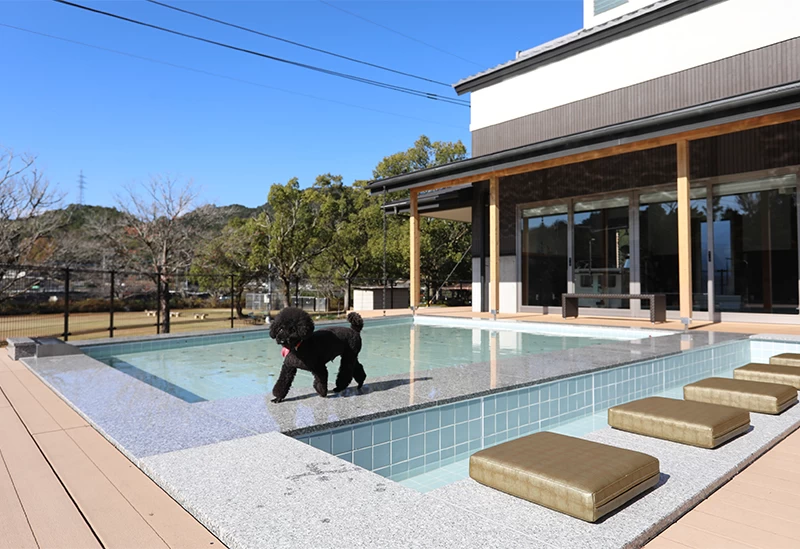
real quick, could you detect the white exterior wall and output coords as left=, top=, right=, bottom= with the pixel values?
left=472, top=256, right=519, bottom=313
left=471, top=0, right=800, bottom=132
left=584, top=0, right=662, bottom=29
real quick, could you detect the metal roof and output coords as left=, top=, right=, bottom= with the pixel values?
left=453, top=0, right=718, bottom=95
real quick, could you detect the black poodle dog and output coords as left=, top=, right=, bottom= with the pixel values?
left=269, top=307, right=366, bottom=403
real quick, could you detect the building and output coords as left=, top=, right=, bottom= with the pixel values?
left=369, top=0, right=800, bottom=324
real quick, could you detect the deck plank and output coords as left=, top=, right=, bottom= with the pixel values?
left=695, top=498, right=800, bottom=541
left=0, top=388, right=9, bottom=408
left=658, top=523, right=755, bottom=549
left=679, top=509, right=797, bottom=548
left=0, top=408, right=100, bottom=549
left=35, top=429, right=170, bottom=549
left=0, top=372, right=60, bottom=435
left=12, top=369, right=87, bottom=430
left=66, top=425, right=221, bottom=549
left=0, top=450, right=38, bottom=549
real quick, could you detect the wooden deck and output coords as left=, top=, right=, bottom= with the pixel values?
left=0, top=353, right=222, bottom=549
left=647, top=427, right=800, bottom=549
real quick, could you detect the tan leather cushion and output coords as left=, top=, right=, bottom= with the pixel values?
left=469, top=431, right=659, bottom=523
left=735, top=363, right=800, bottom=389
left=684, top=377, right=797, bottom=415
left=608, top=397, right=750, bottom=448
left=770, top=353, right=800, bottom=368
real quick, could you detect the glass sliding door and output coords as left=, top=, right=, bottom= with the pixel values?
left=521, top=204, right=568, bottom=307
left=712, top=174, right=798, bottom=314
left=573, top=197, right=630, bottom=308
left=639, top=188, right=708, bottom=311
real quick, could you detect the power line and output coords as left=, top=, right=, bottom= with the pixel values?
left=0, top=23, right=465, bottom=128
left=318, top=0, right=483, bottom=68
left=51, top=0, right=470, bottom=107
left=145, top=0, right=452, bottom=88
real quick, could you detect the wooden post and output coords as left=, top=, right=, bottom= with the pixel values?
left=489, top=176, right=500, bottom=314
left=677, top=140, right=693, bottom=322
left=410, top=190, right=420, bottom=309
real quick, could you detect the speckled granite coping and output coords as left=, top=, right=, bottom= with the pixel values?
left=22, top=329, right=748, bottom=458
left=138, top=405, right=800, bottom=549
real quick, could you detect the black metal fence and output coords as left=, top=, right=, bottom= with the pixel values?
left=0, top=264, right=471, bottom=344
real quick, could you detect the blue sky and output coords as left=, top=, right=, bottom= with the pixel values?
left=1, top=0, right=581, bottom=208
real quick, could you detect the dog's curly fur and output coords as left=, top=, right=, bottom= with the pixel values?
left=269, top=307, right=366, bottom=403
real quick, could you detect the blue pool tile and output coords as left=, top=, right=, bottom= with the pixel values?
left=353, top=424, right=372, bottom=450
left=425, top=451, right=439, bottom=465
left=469, top=400, right=481, bottom=420
left=484, top=396, right=496, bottom=416
left=507, top=427, right=519, bottom=440
left=483, top=416, right=495, bottom=436
left=469, top=440, right=482, bottom=452
left=469, top=419, right=481, bottom=441
left=519, top=390, right=529, bottom=407
left=484, top=434, right=495, bottom=446
left=425, top=430, right=440, bottom=453
left=440, top=405, right=455, bottom=426
left=455, top=443, right=469, bottom=459
left=538, top=385, right=548, bottom=402
left=441, top=447, right=454, bottom=460
left=409, top=412, right=425, bottom=435
left=391, top=416, right=409, bottom=439
left=495, top=394, right=507, bottom=413
left=331, top=429, right=352, bottom=455
left=353, top=448, right=372, bottom=470
left=508, top=409, right=519, bottom=429
left=337, top=452, right=352, bottom=463
left=530, top=404, right=540, bottom=422
left=425, top=409, right=440, bottom=430
left=375, top=467, right=391, bottom=478
left=495, top=412, right=507, bottom=432
left=506, top=391, right=518, bottom=411
left=391, top=461, right=409, bottom=476
left=373, top=420, right=391, bottom=445
left=296, top=436, right=310, bottom=445
left=496, top=431, right=508, bottom=443
left=455, top=422, right=469, bottom=445
left=518, top=406, right=529, bottom=426
left=455, top=402, right=469, bottom=423
left=559, top=381, right=569, bottom=398
left=392, top=439, right=408, bottom=463
left=373, top=443, right=391, bottom=469
left=549, top=400, right=559, bottom=418
left=309, top=433, right=331, bottom=453
left=408, top=456, right=425, bottom=473
left=409, top=434, right=425, bottom=459
left=441, top=426, right=455, bottom=448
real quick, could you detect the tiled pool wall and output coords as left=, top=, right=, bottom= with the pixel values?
left=750, top=338, right=800, bottom=363
left=81, top=330, right=271, bottom=360
left=412, top=315, right=673, bottom=340
left=296, top=339, right=752, bottom=481
left=79, top=317, right=412, bottom=360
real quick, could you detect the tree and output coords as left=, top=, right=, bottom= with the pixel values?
left=0, top=148, right=65, bottom=302
left=255, top=176, right=341, bottom=307
left=191, top=218, right=266, bottom=317
left=372, top=135, right=471, bottom=304
left=103, top=176, right=206, bottom=332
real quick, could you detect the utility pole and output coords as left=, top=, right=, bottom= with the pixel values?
left=77, top=170, right=87, bottom=205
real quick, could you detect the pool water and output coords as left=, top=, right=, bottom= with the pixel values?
left=397, top=367, right=737, bottom=493
left=96, top=321, right=620, bottom=401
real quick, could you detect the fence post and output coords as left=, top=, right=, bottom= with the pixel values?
left=109, top=270, right=115, bottom=338
left=230, top=274, right=235, bottom=329
left=156, top=266, right=162, bottom=335
left=63, top=267, right=70, bottom=342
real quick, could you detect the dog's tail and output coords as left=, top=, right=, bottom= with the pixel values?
left=347, top=312, right=364, bottom=333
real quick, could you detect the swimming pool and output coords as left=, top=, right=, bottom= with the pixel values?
left=84, top=318, right=658, bottom=401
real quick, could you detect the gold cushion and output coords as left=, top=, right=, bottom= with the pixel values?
left=735, top=363, right=800, bottom=389
left=608, top=397, right=750, bottom=448
left=769, top=353, right=800, bottom=368
left=469, top=431, right=659, bottom=523
left=684, top=377, right=797, bottom=415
